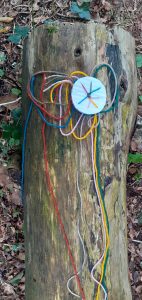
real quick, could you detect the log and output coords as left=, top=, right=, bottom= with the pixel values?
left=22, top=22, right=137, bottom=300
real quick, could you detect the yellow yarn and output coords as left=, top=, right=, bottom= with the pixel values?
left=49, top=71, right=109, bottom=300
left=94, top=128, right=110, bottom=300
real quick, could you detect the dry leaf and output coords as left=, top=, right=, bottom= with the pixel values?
left=2, top=283, right=15, bottom=295
left=138, top=105, right=142, bottom=117
left=33, top=1, right=39, bottom=11
left=0, top=225, right=6, bottom=243
left=0, top=17, right=13, bottom=23
left=135, top=285, right=142, bottom=294
left=11, top=189, right=21, bottom=205
left=92, top=5, right=99, bottom=13
left=0, top=166, right=10, bottom=188
left=0, top=26, right=11, bottom=34
left=128, top=167, right=137, bottom=175
left=33, top=16, right=47, bottom=24
left=102, top=0, right=112, bottom=11
left=19, top=283, right=25, bottom=292
left=17, top=252, right=25, bottom=261
left=130, top=140, right=138, bottom=152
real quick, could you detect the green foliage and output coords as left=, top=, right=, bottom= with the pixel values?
left=139, top=95, right=142, bottom=103
left=8, top=34, right=21, bottom=44
left=0, top=189, right=5, bottom=198
left=13, top=210, right=20, bottom=218
left=9, top=271, right=24, bottom=286
left=3, top=244, right=10, bottom=252
left=0, top=69, right=4, bottom=77
left=134, top=172, right=142, bottom=181
left=11, top=107, right=22, bottom=121
left=14, top=25, right=30, bottom=38
left=18, top=78, right=22, bottom=84
left=71, top=2, right=91, bottom=20
left=0, top=108, right=22, bottom=158
left=44, top=19, right=53, bottom=24
left=1, top=122, right=21, bottom=141
left=12, top=244, right=22, bottom=252
left=136, top=54, right=142, bottom=68
left=138, top=212, right=142, bottom=225
left=8, top=25, right=30, bottom=44
left=11, top=87, right=21, bottom=96
left=128, top=153, right=142, bottom=164
left=46, top=25, right=58, bottom=34
left=0, top=52, right=6, bottom=62
left=44, top=20, right=58, bottom=34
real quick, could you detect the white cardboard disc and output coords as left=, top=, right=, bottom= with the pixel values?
left=71, top=76, right=106, bottom=115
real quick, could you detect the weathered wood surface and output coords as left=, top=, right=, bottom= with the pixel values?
left=22, top=22, right=137, bottom=300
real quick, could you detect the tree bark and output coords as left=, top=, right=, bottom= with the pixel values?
left=22, top=22, right=137, bottom=300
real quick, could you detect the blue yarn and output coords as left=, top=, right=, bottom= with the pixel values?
left=78, top=87, right=101, bottom=105
left=21, top=102, right=33, bottom=201
left=92, top=63, right=119, bottom=113
left=22, top=69, right=118, bottom=202
left=36, top=107, right=73, bottom=128
left=31, top=75, right=74, bottom=128
left=21, top=75, right=73, bottom=201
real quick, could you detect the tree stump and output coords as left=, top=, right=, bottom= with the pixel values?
left=22, top=22, right=137, bottom=300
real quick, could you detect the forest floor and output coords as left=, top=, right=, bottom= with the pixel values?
left=0, top=1, right=142, bottom=299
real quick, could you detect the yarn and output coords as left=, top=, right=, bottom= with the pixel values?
left=22, top=64, right=118, bottom=299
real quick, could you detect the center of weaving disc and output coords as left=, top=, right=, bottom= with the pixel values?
left=71, top=76, right=106, bottom=115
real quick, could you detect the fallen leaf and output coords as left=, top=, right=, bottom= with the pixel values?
left=17, top=252, right=25, bottom=261
left=0, top=26, right=11, bottom=33
left=33, top=3, right=39, bottom=11
left=11, top=189, right=21, bottom=205
left=2, top=282, right=15, bottom=295
left=128, top=167, right=137, bottom=175
left=135, top=285, right=142, bottom=294
left=0, top=17, right=14, bottom=23
left=11, top=88, right=21, bottom=96
left=0, top=68, right=4, bottom=77
left=0, top=225, right=6, bottom=243
left=0, top=52, right=6, bottom=65
left=70, top=2, right=91, bottom=20
left=19, top=283, right=25, bottom=292
left=92, top=5, right=99, bottom=13
left=102, top=0, right=112, bottom=11
left=138, top=105, right=142, bottom=117
left=131, top=128, right=142, bottom=153
left=130, top=140, right=138, bottom=152
left=136, top=54, right=142, bottom=68
left=34, top=16, right=48, bottom=24
left=9, top=271, right=24, bottom=286
left=0, top=166, right=10, bottom=187
left=8, top=34, right=21, bottom=45
left=133, top=270, right=139, bottom=283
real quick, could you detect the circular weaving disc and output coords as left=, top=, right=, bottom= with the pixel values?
left=71, top=76, right=106, bottom=115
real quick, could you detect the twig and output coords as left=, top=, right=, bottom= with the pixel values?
left=0, top=97, right=21, bottom=107
left=132, top=239, right=142, bottom=244
left=3, top=5, right=32, bottom=16
left=4, top=76, right=21, bottom=89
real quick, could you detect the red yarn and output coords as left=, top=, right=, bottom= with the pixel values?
left=40, top=74, right=86, bottom=300
left=27, top=75, right=71, bottom=121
